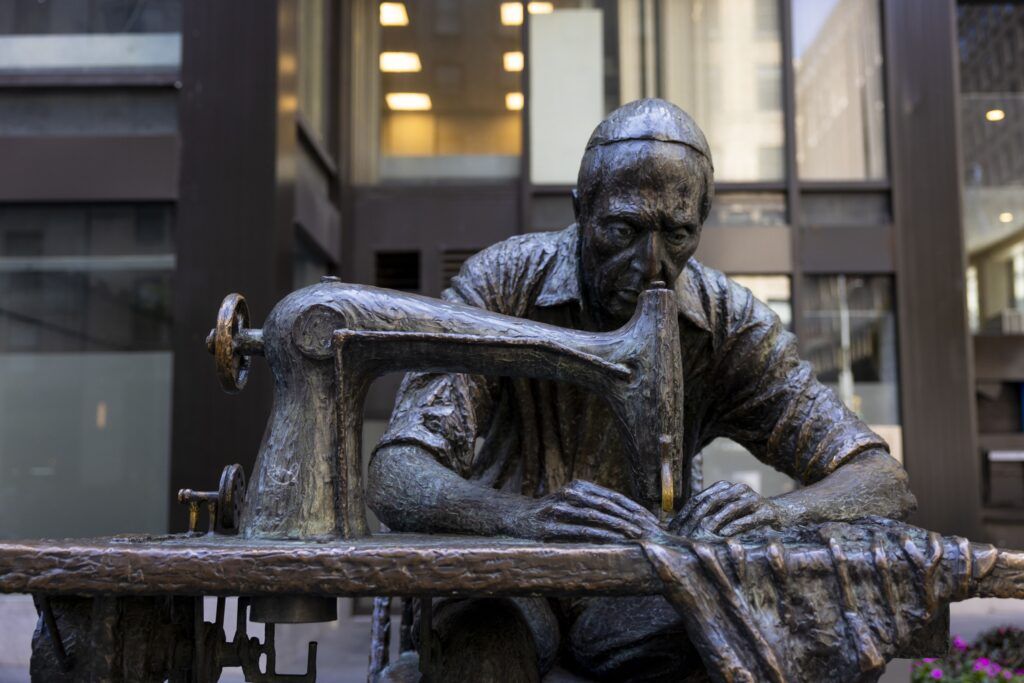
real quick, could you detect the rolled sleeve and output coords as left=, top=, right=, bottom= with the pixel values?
left=376, top=370, right=493, bottom=476
left=373, top=239, right=539, bottom=474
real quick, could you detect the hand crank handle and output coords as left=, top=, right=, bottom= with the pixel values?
left=205, top=293, right=265, bottom=394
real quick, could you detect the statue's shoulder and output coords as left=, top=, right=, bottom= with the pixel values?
left=461, top=227, right=569, bottom=281
left=449, top=228, right=571, bottom=312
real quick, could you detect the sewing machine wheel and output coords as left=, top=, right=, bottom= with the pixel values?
left=213, top=293, right=251, bottom=394
left=218, top=464, right=245, bottom=532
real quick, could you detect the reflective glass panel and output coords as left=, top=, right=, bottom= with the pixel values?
left=0, top=0, right=182, bottom=71
left=705, top=192, right=787, bottom=227
left=0, top=205, right=174, bottom=538
left=644, top=0, right=785, bottom=182
left=959, top=4, right=1024, bottom=333
left=298, top=0, right=330, bottom=144
left=792, top=0, right=888, bottom=180
left=0, top=90, right=178, bottom=136
left=377, top=0, right=522, bottom=181
left=802, top=275, right=901, bottom=461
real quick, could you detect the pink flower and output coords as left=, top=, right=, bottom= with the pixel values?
left=976, top=658, right=992, bottom=671
left=930, top=669, right=943, bottom=680
left=953, top=636, right=969, bottom=650
left=923, top=658, right=936, bottom=663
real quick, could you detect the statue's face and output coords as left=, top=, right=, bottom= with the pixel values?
left=576, top=141, right=707, bottom=328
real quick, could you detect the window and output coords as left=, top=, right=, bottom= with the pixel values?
left=792, top=0, right=888, bottom=180
left=441, top=248, right=480, bottom=289
left=959, top=4, right=1024, bottom=333
left=756, top=64, right=780, bottom=112
left=0, top=0, right=183, bottom=72
left=0, top=90, right=178, bottom=136
left=705, top=193, right=787, bottom=227
left=801, top=274, right=902, bottom=460
left=365, top=0, right=523, bottom=182
left=298, top=0, right=330, bottom=143
left=657, top=0, right=785, bottom=182
left=376, top=251, right=420, bottom=291
left=0, top=204, right=174, bottom=538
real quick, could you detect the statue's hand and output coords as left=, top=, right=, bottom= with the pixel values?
left=508, top=480, right=662, bottom=543
left=667, top=481, right=787, bottom=538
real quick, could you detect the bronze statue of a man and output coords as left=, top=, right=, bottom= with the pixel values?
left=367, top=99, right=915, bottom=681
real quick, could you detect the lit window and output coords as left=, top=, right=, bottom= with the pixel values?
left=528, top=2, right=554, bottom=14
left=503, top=51, right=524, bottom=72
left=987, top=108, right=1006, bottom=122
left=379, top=52, right=422, bottom=73
left=385, top=93, right=432, bottom=111
left=500, top=2, right=524, bottom=26
left=505, top=92, right=524, bottom=111
left=379, top=2, right=410, bottom=27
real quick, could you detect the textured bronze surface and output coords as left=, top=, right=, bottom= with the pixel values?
left=0, top=534, right=662, bottom=597
left=232, top=280, right=684, bottom=541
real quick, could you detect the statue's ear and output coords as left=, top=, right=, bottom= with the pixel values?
left=571, top=188, right=581, bottom=223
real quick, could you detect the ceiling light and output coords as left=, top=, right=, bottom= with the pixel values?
left=986, top=108, right=1006, bottom=122
left=379, top=2, right=409, bottom=26
left=528, top=2, right=555, bottom=13
left=278, top=94, right=298, bottom=113
left=505, top=92, right=524, bottom=111
left=503, top=51, right=524, bottom=72
left=386, top=92, right=432, bottom=111
left=501, top=3, right=524, bottom=26
left=380, top=52, right=422, bottom=73
left=1000, top=212, right=1015, bottom=224
left=279, top=54, right=297, bottom=75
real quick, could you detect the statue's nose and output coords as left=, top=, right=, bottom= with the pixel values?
left=638, top=233, right=666, bottom=285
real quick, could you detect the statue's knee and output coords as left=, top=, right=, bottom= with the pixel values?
left=568, top=596, right=697, bottom=681
left=426, top=598, right=543, bottom=682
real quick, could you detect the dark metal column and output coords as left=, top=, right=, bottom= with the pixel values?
left=170, top=0, right=294, bottom=530
left=884, top=0, right=980, bottom=538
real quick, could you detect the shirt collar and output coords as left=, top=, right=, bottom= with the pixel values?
left=535, top=224, right=712, bottom=333
left=535, top=225, right=582, bottom=307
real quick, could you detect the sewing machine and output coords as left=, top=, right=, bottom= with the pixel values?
left=1, top=276, right=996, bottom=682
left=0, top=278, right=692, bottom=682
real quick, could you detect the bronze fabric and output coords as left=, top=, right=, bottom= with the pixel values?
left=377, top=225, right=888, bottom=502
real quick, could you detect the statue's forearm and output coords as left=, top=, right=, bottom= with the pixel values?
left=773, top=450, right=917, bottom=524
left=367, top=444, right=529, bottom=536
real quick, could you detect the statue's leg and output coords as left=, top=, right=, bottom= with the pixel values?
left=419, top=597, right=558, bottom=682
left=566, top=596, right=707, bottom=683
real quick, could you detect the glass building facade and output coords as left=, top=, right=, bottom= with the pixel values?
left=0, top=0, right=1007, bottom=676
left=0, top=0, right=1000, bottom=576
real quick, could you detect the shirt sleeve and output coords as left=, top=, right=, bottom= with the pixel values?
left=705, top=278, right=890, bottom=484
left=373, top=238, right=543, bottom=476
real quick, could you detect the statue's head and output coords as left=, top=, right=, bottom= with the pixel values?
left=573, top=98, right=714, bottom=328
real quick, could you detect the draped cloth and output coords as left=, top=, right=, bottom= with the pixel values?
left=640, top=517, right=998, bottom=683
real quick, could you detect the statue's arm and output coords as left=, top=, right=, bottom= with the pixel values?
left=368, top=443, right=660, bottom=542
left=671, top=279, right=916, bottom=537
left=765, top=447, right=915, bottom=526
left=366, top=240, right=661, bottom=542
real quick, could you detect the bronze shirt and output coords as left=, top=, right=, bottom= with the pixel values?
left=376, top=225, right=888, bottom=503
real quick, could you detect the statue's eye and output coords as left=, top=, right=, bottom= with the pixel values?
left=608, top=222, right=634, bottom=242
left=665, top=226, right=694, bottom=246
left=666, top=229, right=687, bottom=245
